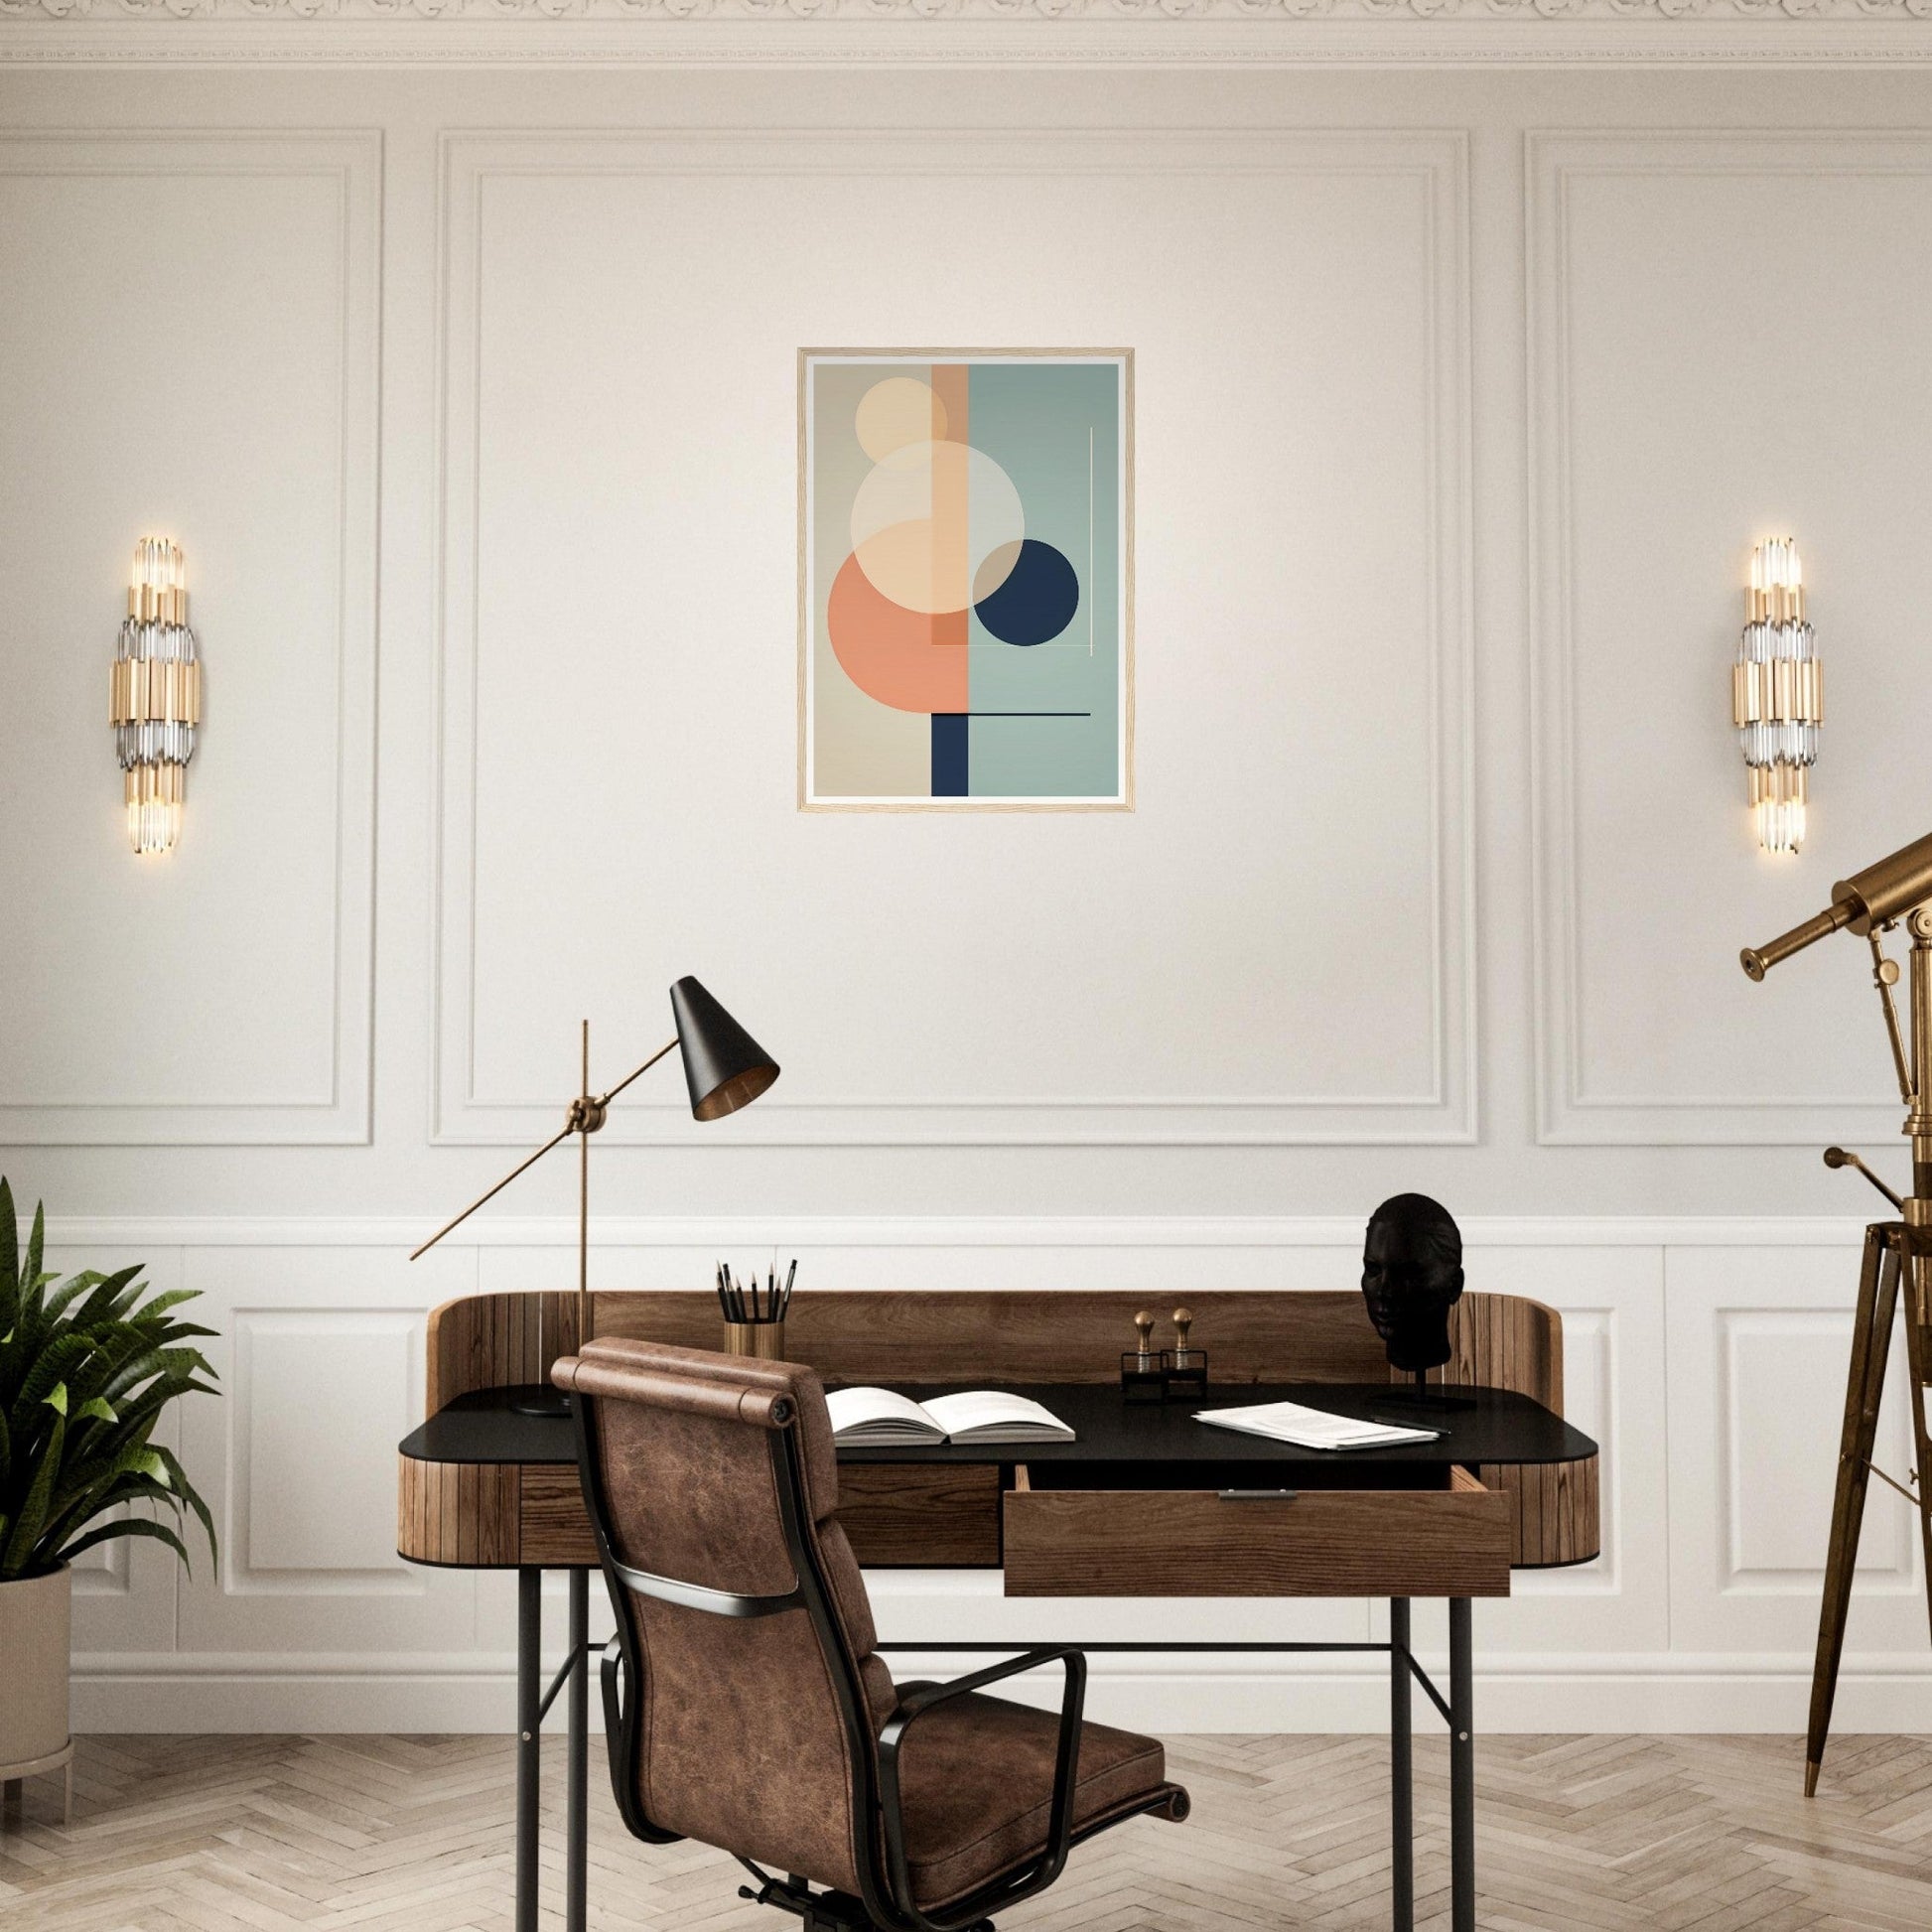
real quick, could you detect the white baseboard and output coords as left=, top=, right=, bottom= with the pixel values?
left=69, top=1653, right=1932, bottom=1736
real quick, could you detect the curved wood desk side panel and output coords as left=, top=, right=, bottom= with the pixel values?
left=401, top=1289, right=1596, bottom=1570
left=427, top=1290, right=583, bottom=1413
left=1439, top=1293, right=1563, bottom=1414
left=1436, top=1293, right=1595, bottom=1568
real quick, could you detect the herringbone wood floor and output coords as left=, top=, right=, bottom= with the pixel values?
left=3, top=1733, right=1930, bottom=1931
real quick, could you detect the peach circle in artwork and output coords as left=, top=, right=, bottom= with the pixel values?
left=849, top=439, right=1025, bottom=616
left=825, top=549, right=968, bottom=715
left=855, top=377, right=947, bottom=463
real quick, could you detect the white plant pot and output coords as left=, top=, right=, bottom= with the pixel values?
left=0, top=1564, right=72, bottom=1777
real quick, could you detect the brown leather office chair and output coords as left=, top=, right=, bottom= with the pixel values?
left=552, top=1338, right=1188, bottom=1932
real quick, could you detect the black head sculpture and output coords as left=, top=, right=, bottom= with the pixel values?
left=1361, top=1193, right=1465, bottom=1374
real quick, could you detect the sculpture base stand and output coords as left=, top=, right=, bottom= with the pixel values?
left=1376, top=1372, right=1478, bottom=1415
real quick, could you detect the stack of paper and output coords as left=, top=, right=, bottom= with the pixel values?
left=1194, top=1401, right=1440, bottom=1450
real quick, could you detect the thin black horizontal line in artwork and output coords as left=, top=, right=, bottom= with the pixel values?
left=953, top=711, right=1092, bottom=718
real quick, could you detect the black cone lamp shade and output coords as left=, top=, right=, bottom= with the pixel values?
left=671, top=976, right=780, bottom=1121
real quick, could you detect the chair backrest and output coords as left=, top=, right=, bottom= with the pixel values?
left=553, top=1338, right=897, bottom=1896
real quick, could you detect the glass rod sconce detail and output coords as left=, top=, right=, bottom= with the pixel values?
left=111, top=538, right=201, bottom=857
left=1734, top=536, right=1821, bottom=856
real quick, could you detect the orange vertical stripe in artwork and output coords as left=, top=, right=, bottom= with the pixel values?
left=929, top=363, right=971, bottom=634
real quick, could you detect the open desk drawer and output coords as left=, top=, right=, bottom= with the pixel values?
left=1003, top=1462, right=1512, bottom=1598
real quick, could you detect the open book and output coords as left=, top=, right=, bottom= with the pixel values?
left=1195, top=1400, right=1441, bottom=1451
left=825, top=1387, right=1075, bottom=1447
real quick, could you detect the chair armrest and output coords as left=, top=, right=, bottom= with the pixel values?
left=875, top=1648, right=1088, bottom=1931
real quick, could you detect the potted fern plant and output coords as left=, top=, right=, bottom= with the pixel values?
left=0, top=1178, right=218, bottom=1789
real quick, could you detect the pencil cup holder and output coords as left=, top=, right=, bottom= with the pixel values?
left=724, top=1320, right=786, bottom=1360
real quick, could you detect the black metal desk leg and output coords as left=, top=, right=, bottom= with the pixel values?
left=1390, top=1598, right=1413, bottom=1932
left=1449, top=1597, right=1475, bottom=1932
left=568, top=1569, right=589, bottom=1932
left=516, top=1568, right=541, bottom=1932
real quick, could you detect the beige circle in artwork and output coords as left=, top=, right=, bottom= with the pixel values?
left=850, top=439, right=1025, bottom=616
left=972, top=539, right=1026, bottom=607
left=855, top=377, right=947, bottom=463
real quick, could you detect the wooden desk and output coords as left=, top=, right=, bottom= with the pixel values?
left=397, top=1291, right=1598, bottom=1932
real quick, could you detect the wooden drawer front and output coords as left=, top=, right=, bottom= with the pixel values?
left=837, top=1464, right=1002, bottom=1567
left=1003, top=1466, right=1512, bottom=1598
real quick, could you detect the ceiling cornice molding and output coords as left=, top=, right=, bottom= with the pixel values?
left=5, top=8, right=1932, bottom=68
left=8, top=0, right=1932, bottom=16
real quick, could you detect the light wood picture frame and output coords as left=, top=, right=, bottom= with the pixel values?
left=798, top=347, right=1134, bottom=812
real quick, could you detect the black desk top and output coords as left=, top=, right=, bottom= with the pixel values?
left=400, top=1382, right=1594, bottom=1471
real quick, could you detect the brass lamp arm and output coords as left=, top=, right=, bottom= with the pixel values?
left=596, top=1036, right=678, bottom=1112
left=408, top=1034, right=678, bottom=1262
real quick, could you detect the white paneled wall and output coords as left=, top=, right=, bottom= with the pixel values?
left=7, top=55, right=1932, bottom=1734
left=42, top=1215, right=1926, bottom=1734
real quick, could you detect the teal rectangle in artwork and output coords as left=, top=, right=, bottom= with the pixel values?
left=801, top=350, right=1131, bottom=808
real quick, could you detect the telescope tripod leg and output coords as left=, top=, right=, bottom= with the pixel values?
left=1901, top=1246, right=1932, bottom=1655
left=1806, top=1226, right=1901, bottom=1796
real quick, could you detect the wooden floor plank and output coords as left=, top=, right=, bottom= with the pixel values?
left=2, top=1734, right=1929, bottom=1929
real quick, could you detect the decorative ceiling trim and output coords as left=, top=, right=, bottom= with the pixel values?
left=4, top=0, right=1932, bottom=18
left=8, top=13, right=1932, bottom=72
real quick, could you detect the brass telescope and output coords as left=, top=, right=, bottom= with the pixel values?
left=1741, top=825, right=1932, bottom=1798
left=1741, top=826, right=1932, bottom=979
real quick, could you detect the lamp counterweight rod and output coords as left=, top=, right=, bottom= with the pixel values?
left=409, top=1120, right=577, bottom=1261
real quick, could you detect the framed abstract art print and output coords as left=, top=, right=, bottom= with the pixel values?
left=799, top=349, right=1132, bottom=810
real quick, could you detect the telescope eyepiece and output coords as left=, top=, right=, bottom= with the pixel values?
left=1739, top=902, right=1859, bottom=980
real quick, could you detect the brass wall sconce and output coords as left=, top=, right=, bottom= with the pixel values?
left=112, top=538, right=201, bottom=856
left=1734, top=536, right=1821, bottom=855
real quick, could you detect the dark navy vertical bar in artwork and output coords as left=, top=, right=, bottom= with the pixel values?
left=931, top=714, right=969, bottom=796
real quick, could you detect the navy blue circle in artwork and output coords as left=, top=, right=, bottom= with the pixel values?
left=974, top=539, right=1080, bottom=647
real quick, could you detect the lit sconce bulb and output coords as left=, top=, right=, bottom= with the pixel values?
left=111, top=537, right=201, bottom=856
left=1734, top=536, right=1821, bottom=856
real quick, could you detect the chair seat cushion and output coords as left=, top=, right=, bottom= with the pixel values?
left=892, top=1691, right=1173, bottom=1908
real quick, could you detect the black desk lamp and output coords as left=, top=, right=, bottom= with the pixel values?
left=411, top=975, right=779, bottom=1415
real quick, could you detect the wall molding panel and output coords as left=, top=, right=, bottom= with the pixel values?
left=0, top=130, right=381, bottom=1147
left=41, top=1211, right=1893, bottom=1250
left=431, top=128, right=1476, bottom=1149
left=1665, top=1243, right=1931, bottom=1659
left=1529, top=130, right=1932, bottom=1148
